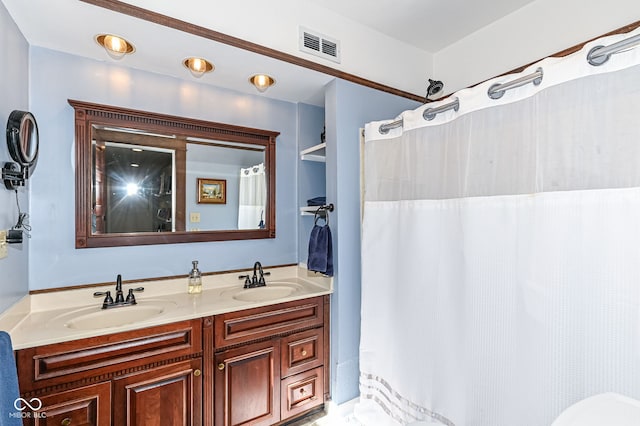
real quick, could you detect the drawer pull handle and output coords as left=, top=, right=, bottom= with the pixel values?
left=194, top=369, right=201, bottom=377
left=61, top=418, right=72, bottom=426
left=218, top=363, right=226, bottom=371
left=301, top=350, right=308, bottom=357
left=300, top=388, right=306, bottom=394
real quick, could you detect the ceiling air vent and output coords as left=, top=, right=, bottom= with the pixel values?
left=299, top=27, right=341, bottom=63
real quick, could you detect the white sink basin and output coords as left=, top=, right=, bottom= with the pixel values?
left=231, top=282, right=302, bottom=302
left=54, top=301, right=177, bottom=330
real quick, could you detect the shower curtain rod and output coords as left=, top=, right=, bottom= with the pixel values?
left=587, top=33, right=640, bottom=66
left=423, top=97, right=459, bottom=121
left=378, top=69, right=542, bottom=133
left=378, top=118, right=403, bottom=134
left=378, top=97, right=460, bottom=134
left=377, top=31, right=640, bottom=135
left=487, top=67, right=543, bottom=99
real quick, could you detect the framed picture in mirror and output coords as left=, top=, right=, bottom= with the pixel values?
left=198, top=178, right=226, bottom=204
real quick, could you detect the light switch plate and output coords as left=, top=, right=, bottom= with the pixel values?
left=0, top=230, right=7, bottom=259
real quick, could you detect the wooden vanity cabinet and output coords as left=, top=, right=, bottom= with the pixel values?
left=14, top=295, right=330, bottom=426
left=209, top=295, right=329, bottom=426
left=15, top=319, right=202, bottom=426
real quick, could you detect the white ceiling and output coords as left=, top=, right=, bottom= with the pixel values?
left=313, top=0, right=535, bottom=52
left=1, top=0, right=536, bottom=106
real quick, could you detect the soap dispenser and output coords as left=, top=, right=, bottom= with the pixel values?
left=188, top=260, right=202, bottom=294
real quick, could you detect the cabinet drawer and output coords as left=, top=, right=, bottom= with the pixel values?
left=280, top=366, right=324, bottom=420
left=26, top=381, right=111, bottom=426
left=214, top=296, right=324, bottom=348
left=17, top=319, right=202, bottom=392
left=281, top=328, right=324, bottom=378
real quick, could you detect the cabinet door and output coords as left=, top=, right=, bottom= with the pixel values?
left=214, top=340, right=280, bottom=426
left=113, top=358, right=202, bottom=426
left=29, top=381, right=111, bottom=426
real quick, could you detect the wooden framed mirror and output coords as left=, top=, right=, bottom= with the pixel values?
left=70, top=100, right=278, bottom=248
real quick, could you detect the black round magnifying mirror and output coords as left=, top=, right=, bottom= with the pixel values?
left=7, top=110, right=39, bottom=172
left=3, top=110, right=39, bottom=189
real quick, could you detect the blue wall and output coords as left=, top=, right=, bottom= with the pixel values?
left=0, top=3, right=29, bottom=312
left=27, top=47, right=301, bottom=290
left=325, top=79, right=420, bottom=403
left=297, top=103, right=326, bottom=263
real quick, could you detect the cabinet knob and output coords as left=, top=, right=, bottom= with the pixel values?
left=194, top=369, right=201, bottom=377
left=218, top=363, right=225, bottom=371
left=301, top=349, right=308, bottom=357
left=61, top=418, right=72, bottom=426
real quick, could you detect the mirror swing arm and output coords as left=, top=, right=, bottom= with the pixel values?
left=69, top=99, right=278, bottom=249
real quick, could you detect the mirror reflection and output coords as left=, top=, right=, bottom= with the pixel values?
left=71, top=100, right=278, bottom=248
left=96, top=140, right=174, bottom=233
left=186, top=142, right=266, bottom=231
left=92, top=127, right=267, bottom=234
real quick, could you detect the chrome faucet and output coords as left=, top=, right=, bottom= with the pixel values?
left=94, top=274, right=144, bottom=309
left=238, top=261, right=270, bottom=288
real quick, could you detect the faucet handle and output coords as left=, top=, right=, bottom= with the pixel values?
left=258, top=271, right=270, bottom=286
left=125, top=287, right=144, bottom=304
left=238, top=275, right=252, bottom=288
left=93, top=291, right=113, bottom=309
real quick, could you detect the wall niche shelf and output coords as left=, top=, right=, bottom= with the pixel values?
left=300, top=142, right=326, bottom=162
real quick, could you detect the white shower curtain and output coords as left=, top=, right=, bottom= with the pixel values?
left=358, top=29, right=640, bottom=426
left=238, top=162, right=266, bottom=229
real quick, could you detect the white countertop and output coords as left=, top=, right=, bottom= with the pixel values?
left=0, top=265, right=332, bottom=350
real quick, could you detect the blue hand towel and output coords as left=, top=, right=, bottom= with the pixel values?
left=0, top=331, right=22, bottom=426
left=308, top=220, right=333, bottom=277
left=307, top=196, right=326, bottom=207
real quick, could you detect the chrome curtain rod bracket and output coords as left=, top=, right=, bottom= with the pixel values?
left=423, top=97, right=460, bottom=121
left=379, top=119, right=403, bottom=134
left=488, top=67, right=543, bottom=100
left=587, top=33, right=640, bottom=66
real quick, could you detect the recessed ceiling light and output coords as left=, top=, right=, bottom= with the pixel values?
left=249, top=74, right=275, bottom=93
left=183, top=57, right=214, bottom=78
left=95, top=34, right=135, bottom=60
